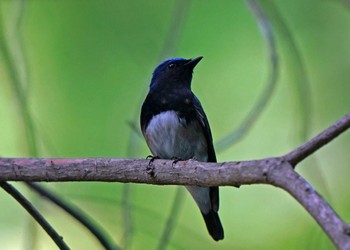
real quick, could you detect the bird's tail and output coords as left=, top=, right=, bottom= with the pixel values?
left=201, top=210, right=224, bottom=241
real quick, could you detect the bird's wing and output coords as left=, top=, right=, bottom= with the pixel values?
left=192, top=94, right=217, bottom=163
left=193, top=94, right=219, bottom=212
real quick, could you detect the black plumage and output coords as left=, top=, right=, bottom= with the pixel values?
left=140, top=57, right=224, bottom=241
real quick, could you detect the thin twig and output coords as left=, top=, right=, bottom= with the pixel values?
left=285, top=112, right=350, bottom=166
left=158, top=0, right=190, bottom=61
left=0, top=0, right=38, bottom=156
left=156, top=188, right=185, bottom=250
left=216, top=0, right=279, bottom=151
left=262, top=0, right=312, bottom=140
left=120, top=183, right=133, bottom=249
left=0, top=182, right=70, bottom=250
left=25, top=182, right=119, bottom=250
left=1, top=2, right=42, bottom=249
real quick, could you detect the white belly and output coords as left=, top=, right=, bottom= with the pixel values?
left=145, top=110, right=211, bottom=213
left=144, top=111, right=208, bottom=161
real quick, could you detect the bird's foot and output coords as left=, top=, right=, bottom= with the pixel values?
left=146, top=155, right=159, bottom=164
left=171, top=157, right=184, bottom=167
left=146, top=155, right=159, bottom=177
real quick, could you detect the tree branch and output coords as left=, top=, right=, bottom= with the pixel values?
left=25, top=182, right=119, bottom=250
left=285, top=112, right=350, bottom=166
left=0, top=182, right=70, bottom=250
left=267, top=162, right=350, bottom=249
left=0, top=113, right=349, bottom=248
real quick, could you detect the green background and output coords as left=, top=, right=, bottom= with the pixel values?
left=0, top=0, right=350, bottom=249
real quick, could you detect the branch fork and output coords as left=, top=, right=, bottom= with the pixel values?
left=0, top=113, right=350, bottom=249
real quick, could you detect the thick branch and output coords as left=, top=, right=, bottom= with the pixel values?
left=1, top=157, right=349, bottom=248
left=0, top=157, right=269, bottom=185
left=0, top=114, right=349, bottom=248
left=268, top=163, right=350, bottom=249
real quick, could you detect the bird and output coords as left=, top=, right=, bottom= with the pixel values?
left=140, top=56, right=224, bottom=241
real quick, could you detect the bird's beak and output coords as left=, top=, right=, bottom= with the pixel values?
left=185, top=56, right=203, bottom=68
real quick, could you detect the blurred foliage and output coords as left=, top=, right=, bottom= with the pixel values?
left=0, top=0, right=350, bottom=249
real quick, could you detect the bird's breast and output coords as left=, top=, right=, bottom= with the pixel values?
left=144, top=111, right=208, bottom=161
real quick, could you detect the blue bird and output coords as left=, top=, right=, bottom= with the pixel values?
left=140, top=56, right=224, bottom=241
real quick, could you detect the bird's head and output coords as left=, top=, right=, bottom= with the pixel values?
left=150, top=56, right=203, bottom=90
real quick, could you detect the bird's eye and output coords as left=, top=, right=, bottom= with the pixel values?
left=168, top=63, right=176, bottom=69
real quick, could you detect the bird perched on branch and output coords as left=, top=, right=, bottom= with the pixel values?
left=140, top=56, right=224, bottom=241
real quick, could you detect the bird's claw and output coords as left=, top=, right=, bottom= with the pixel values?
left=146, top=155, right=159, bottom=165
left=146, top=155, right=159, bottom=177
left=171, top=157, right=183, bottom=167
